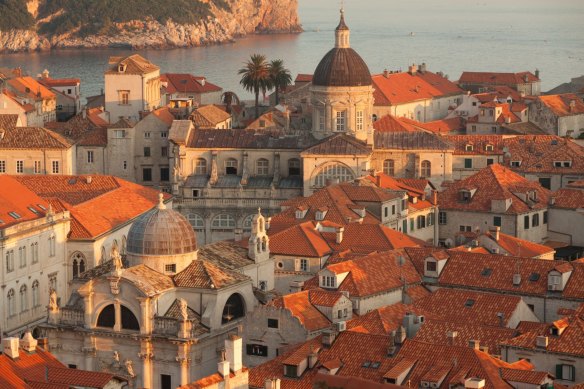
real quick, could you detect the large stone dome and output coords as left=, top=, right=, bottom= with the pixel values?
left=313, top=47, right=372, bottom=87
left=127, top=194, right=197, bottom=257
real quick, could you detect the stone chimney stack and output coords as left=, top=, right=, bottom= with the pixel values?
left=383, top=69, right=389, bottom=78
left=469, top=339, right=480, bottom=350
left=2, top=337, right=19, bottom=359
left=217, top=354, right=230, bottom=378
left=226, top=335, right=243, bottom=373
left=408, top=63, right=418, bottom=75
left=336, top=227, right=344, bottom=244
left=419, top=63, right=427, bottom=74
left=265, top=378, right=282, bottom=389
left=447, top=330, right=458, bottom=346
left=21, top=331, right=38, bottom=353
left=493, top=226, right=500, bottom=241
left=431, top=190, right=438, bottom=205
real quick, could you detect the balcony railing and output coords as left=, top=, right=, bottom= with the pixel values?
left=59, top=308, right=85, bottom=326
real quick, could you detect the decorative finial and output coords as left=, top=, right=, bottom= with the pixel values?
left=157, top=192, right=166, bottom=210
left=258, top=207, right=262, bottom=215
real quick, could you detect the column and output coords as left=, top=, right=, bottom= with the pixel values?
left=139, top=340, right=154, bottom=389
left=83, top=291, right=94, bottom=328
left=176, top=343, right=191, bottom=386
left=138, top=297, right=151, bottom=335
left=114, top=299, right=121, bottom=332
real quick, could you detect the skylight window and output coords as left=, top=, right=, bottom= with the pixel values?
left=37, top=204, right=46, bottom=210
left=465, top=299, right=475, bottom=307
left=28, top=206, right=39, bottom=214
left=481, top=268, right=493, bottom=277
left=371, top=362, right=381, bottom=369
left=8, top=212, right=21, bottom=219
left=529, top=273, right=540, bottom=282
left=362, top=361, right=371, bottom=368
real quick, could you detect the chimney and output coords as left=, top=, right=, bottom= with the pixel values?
left=534, top=69, right=540, bottom=79
left=201, top=78, right=206, bottom=86
left=513, top=273, right=521, bottom=286
left=21, top=331, right=38, bottom=353
left=569, top=99, right=576, bottom=113
left=225, top=335, right=242, bottom=373
left=465, top=378, right=486, bottom=389
left=431, top=190, right=438, bottom=205
left=82, top=108, right=87, bottom=119
left=419, top=63, right=427, bottom=74
left=218, top=355, right=230, bottom=378
left=469, top=339, right=480, bottom=350
left=86, top=176, right=92, bottom=184
left=383, top=69, right=389, bottom=78
left=336, top=227, right=344, bottom=244
left=234, top=228, right=243, bottom=241
left=42, top=69, right=50, bottom=79
left=549, top=197, right=556, bottom=206
left=2, top=337, right=19, bottom=359
left=497, top=312, right=505, bottom=327
left=408, top=63, right=418, bottom=75
left=493, top=226, right=500, bottom=241
left=37, top=338, right=49, bottom=351
left=395, top=326, right=406, bottom=345
left=322, top=330, right=336, bottom=348
left=265, top=378, right=281, bottom=389
left=536, top=335, right=548, bottom=348
left=447, top=330, right=458, bottom=346
left=308, top=349, right=318, bottom=369
left=0, top=129, right=5, bottom=140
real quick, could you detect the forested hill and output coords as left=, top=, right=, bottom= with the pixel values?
left=0, top=0, right=301, bottom=52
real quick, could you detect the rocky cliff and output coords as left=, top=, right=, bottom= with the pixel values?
left=0, top=0, right=301, bottom=53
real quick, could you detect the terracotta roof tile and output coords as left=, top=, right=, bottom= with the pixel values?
left=0, top=176, right=50, bottom=229
left=190, top=105, right=231, bottom=128
left=459, top=71, right=539, bottom=86
left=151, top=106, right=175, bottom=126
left=373, top=114, right=420, bottom=133
left=0, top=113, right=20, bottom=129
left=443, top=135, right=505, bottom=155
left=106, top=54, right=159, bottom=75
left=553, top=188, right=584, bottom=209
left=301, top=133, right=371, bottom=156
left=372, top=71, right=463, bottom=106
left=538, top=93, right=584, bottom=116
left=374, top=131, right=453, bottom=150
left=161, top=73, right=222, bottom=94
left=403, top=116, right=466, bottom=135
left=347, top=302, right=433, bottom=335
left=7, top=76, right=55, bottom=101
left=438, top=164, right=551, bottom=214
left=188, top=128, right=312, bottom=149
left=0, top=126, right=72, bottom=149
left=174, top=260, right=250, bottom=289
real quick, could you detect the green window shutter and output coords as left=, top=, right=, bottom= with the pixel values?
left=556, top=364, right=563, bottom=379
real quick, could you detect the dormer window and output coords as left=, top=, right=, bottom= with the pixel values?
left=465, top=144, right=474, bottom=151
left=550, top=327, right=559, bottom=336
left=485, top=144, right=494, bottom=152
left=118, top=64, right=127, bottom=73
left=548, top=273, right=562, bottom=291
left=315, top=209, right=327, bottom=221
left=321, top=276, right=336, bottom=288
left=295, top=208, right=308, bottom=219
left=426, top=261, right=437, bottom=272
left=554, top=161, right=572, bottom=168
left=510, top=161, right=521, bottom=167
left=528, top=190, right=537, bottom=202
left=459, top=190, right=472, bottom=202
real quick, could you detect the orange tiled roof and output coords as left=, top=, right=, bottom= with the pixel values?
left=403, top=116, right=466, bottom=135
left=322, top=250, right=422, bottom=297
left=459, top=71, right=539, bottom=85
left=7, top=76, right=55, bottom=101
left=161, top=73, right=222, bottom=94
left=0, top=113, right=20, bottom=129
left=106, top=54, right=159, bottom=75
left=413, top=288, right=523, bottom=327
left=38, top=77, right=80, bottom=87
left=301, top=133, right=372, bottom=156
left=413, top=319, right=517, bottom=355
left=372, top=71, right=464, bottom=106
left=0, top=126, right=72, bottom=149
left=174, top=260, right=250, bottom=289
left=473, top=86, right=524, bottom=103
left=191, top=105, right=231, bottom=128
left=538, top=94, right=584, bottom=116
left=484, top=231, right=554, bottom=257
left=373, top=115, right=420, bottom=133
left=347, top=302, right=433, bottom=335
left=443, top=135, right=505, bottom=155
left=0, top=176, right=51, bottom=229
left=14, top=175, right=167, bottom=239
left=553, top=188, right=584, bottom=209
left=151, top=106, right=175, bottom=126
left=438, top=164, right=551, bottom=214
left=295, top=74, right=313, bottom=83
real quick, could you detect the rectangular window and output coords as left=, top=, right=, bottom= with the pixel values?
left=524, top=215, right=530, bottom=229
left=319, top=109, right=325, bottom=131
left=487, top=158, right=494, bottom=165
left=87, top=150, right=94, bottom=163
left=426, top=261, right=437, bottom=272
left=300, top=259, right=308, bottom=272
left=51, top=161, right=59, bottom=174
left=428, top=212, right=435, bottom=226
left=192, top=189, right=200, bottom=198
left=113, top=130, right=126, bottom=138
left=491, top=126, right=497, bottom=133
left=439, top=212, right=447, bottom=225
left=410, top=218, right=415, bottom=231
left=471, top=125, right=477, bottom=132
left=144, top=132, right=151, bottom=138
left=336, top=110, right=346, bottom=132
left=161, top=131, right=168, bottom=138
left=494, top=216, right=502, bottom=227
left=392, top=205, right=396, bottom=215
left=0, top=160, right=5, bottom=173
left=402, top=219, right=407, bottom=234
left=161, top=147, right=168, bottom=157
left=246, top=344, right=268, bottom=357
left=123, top=161, right=127, bottom=170
left=556, top=364, right=575, bottom=381
left=543, top=211, right=548, bottom=224
left=539, top=177, right=551, bottom=190
left=160, top=167, right=170, bottom=182
left=16, top=160, right=24, bottom=173
left=32, top=160, right=41, bottom=174
left=164, top=264, right=176, bottom=273
left=267, top=319, right=279, bottom=328
left=464, top=158, right=473, bottom=169
left=144, top=147, right=151, bottom=157
left=356, top=110, right=364, bottom=131
left=143, top=168, right=152, bottom=182
left=119, top=90, right=130, bottom=105
left=460, top=225, right=471, bottom=232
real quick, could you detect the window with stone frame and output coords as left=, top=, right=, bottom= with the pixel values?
left=288, top=159, right=301, bottom=176
left=225, top=158, right=238, bottom=175
left=195, top=158, right=207, bottom=175
left=336, top=110, right=346, bottom=132
left=256, top=159, right=269, bottom=176
left=421, top=160, right=431, bottom=178
left=356, top=110, right=364, bottom=131
left=383, top=159, right=395, bottom=176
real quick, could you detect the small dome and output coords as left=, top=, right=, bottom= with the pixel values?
left=127, top=194, right=197, bottom=256
left=313, top=48, right=372, bottom=87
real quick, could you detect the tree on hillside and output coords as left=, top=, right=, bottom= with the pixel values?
left=269, top=59, right=292, bottom=106
left=239, top=54, right=272, bottom=119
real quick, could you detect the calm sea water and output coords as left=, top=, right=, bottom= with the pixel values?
left=0, top=0, right=583, bottom=99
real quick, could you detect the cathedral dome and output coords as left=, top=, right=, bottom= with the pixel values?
left=312, top=8, right=372, bottom=87
left=126, top=194, right=197, bottom=256
left=313, top=48, right=372, bottom=87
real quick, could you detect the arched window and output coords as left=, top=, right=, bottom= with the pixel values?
left=195, top=158, right=207, bottom=175
left=20, top=285, right=28, bottom=312
left=188, top=214, right=205, bottom=230
left=383, top=159, right=395, bottom=176
left=256, top=159, right=269, bottom=176
left=7, top=289, right=15, bottom=317
left=100, top=246, right=107, bottom=265
left=19, top=246, right=26, bottom=268
left=6, top=250, right=14, bottom=272
left=372, top=114, right=378, bottom=122
left=72, top=252, right=86, bottom=278
left=288, top=159, right=301, bottom=176
left=212, top=214, right=236, bottom=230
left=242, top=214, right=255, bottom=232
left=262, top=236, right=268, bottom=251
left=532, top=213, right=540, bottom=227
left=313, top=163, right=355, bottom=188
left=222, top=293, right=246, bottom=324
left=421, top=160, right=431, bottom=178
left=225, top=158, right=238, bottom=175
left=121, top=236, right=127, bottom=256
left=31, top=242, right=38, bottom=264
left=49, top=235, right=56, bottom=257
left=32, top=280, right=40, bottom=308
left=121, top=305, right=140, bottom=331
left=97, top=304, right=115, bottom=328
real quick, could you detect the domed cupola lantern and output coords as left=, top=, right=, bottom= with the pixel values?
left=311, top=7, right=374, bottom=142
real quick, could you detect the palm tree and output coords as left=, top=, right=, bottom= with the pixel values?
left=269, top=59, right=292, bottom=106
left=238, top=54, right=272, bottom=119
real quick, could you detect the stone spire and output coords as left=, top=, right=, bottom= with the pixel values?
left=335, top=7, right=350, bottom=48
